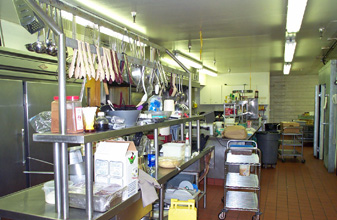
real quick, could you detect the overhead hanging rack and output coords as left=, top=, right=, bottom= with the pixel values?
left=65, top=37, right=189, bottom=77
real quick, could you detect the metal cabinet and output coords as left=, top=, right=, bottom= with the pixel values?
left=0, top=78, right=82, bottom=196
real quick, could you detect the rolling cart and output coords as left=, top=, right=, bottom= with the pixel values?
left=218, top=140, right=262, bottom=220
left=278, top=126, right=305, bottom=163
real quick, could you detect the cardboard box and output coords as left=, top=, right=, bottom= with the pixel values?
left=280, top=122, right=300, bottom=133
left=95, top=141, right=138, bottom=200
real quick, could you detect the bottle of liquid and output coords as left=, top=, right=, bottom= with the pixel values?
left=185, top=133, right=191, bottom=158
left=147, top=140, right=156, bottom=175
left=95, top=112, right=109, bottom=131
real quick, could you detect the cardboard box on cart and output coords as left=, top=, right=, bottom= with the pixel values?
left=94, top=141, right=138, bottom=200
left=280, top=121, right=300, bottom=133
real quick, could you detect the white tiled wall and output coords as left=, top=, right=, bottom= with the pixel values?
left=269, top=74, right=318, bottom=123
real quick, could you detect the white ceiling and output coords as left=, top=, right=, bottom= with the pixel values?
left=2, top=0, right=337, bottom=76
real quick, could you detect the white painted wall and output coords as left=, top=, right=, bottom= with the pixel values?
left=198, top=72, right=270, bottom=119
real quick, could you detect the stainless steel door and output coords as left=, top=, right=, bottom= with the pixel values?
left=25, top=81, right=82, bottom=186
left=313, top=85, right=319, bottom=158
left=319, top=85, right=326, bottom=160
left=0, top=79, right=26, bottom=196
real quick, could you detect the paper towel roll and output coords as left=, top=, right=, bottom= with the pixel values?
left=164, top=99, right=175, bottom=111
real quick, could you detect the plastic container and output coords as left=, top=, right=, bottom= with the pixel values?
left=168, top=199, right=197, bottom=220
left=51, top=96, right=83, bottom=133
left=95, top=112, right=109, bottom=131
left=256, top=131, right=280, bottom=166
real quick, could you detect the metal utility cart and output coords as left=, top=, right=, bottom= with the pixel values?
left=218, top=140, right=262, bottom=220
left=278, top=126, right=305, bottom=163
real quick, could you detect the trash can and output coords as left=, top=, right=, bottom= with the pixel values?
left=264, top=123, right=280, bottom=132
left=256, top=131, right=280, bottom=168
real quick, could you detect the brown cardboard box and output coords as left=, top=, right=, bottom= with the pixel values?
left=280, top=121, right=300, bottom=133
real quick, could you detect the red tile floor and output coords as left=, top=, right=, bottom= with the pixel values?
left=197, top=145, right=337, bottom=220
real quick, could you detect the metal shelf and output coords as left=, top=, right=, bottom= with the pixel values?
left=224, top=191, right=258, bottom=212
left=278, top=149, right=301, bottom=157
left=33, top=116, right=204, bottom=144
left=225, top=173, right=259, bottom=190
left=225, top=153, right=260, bottom=165
left=280, top=140, right=302, bottom=146
left=0, top=184, right=141, bottom=220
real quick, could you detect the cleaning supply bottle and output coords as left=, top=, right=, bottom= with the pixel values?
left=147, top=140, right=156, bottom=175
left=185, top=133, right=191, bottom=158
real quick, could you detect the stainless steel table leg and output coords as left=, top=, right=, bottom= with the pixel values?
left=204, top=174, right=207, bottom=208
left=159, top=184, right=164, bottom=220
left=60, top=143, right=69, bottom=219
left=85, top=142, right=94, bottom=219
left=197, top=120, right=200, bottom=152
left=53, top=142, right=62, bottom=218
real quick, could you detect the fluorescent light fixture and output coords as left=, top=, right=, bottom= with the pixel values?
left=160, top=57, right=182, bottom=68
left=174, top=51, right=203, bottom=69
left=283, top=63, right=291, bottom=75
left=74, top=0, right=146, bottom=34
left=61, top=11, right=146, bottom=46
left=61, top=10, right=96, bottom=28
left=286, top=0, right=308, bottom=33
left=284, top=39, right=297, bottom=62
left=199, top=67, right=218, bottom=77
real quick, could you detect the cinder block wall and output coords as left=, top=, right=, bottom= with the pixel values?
left=269, top=75, right=318, bottom=123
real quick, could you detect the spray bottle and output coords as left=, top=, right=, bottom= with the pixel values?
left=185, top=132, right=191, bottom=158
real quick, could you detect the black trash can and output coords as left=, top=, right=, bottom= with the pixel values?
left=264, top=123, right=280, bottom=132
left=256, top=131, right=280, bottom=168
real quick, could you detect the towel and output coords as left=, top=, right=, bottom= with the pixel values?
left=138, top=169, right=161, bottom=207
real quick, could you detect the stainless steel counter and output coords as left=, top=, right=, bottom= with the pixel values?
left=0, top=145, right=214, bottom=220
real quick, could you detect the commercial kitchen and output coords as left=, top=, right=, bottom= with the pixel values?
left=0, top=0, right=337, bottom=219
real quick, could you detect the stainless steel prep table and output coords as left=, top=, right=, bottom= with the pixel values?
left=0, top=145, right=214, bottom=220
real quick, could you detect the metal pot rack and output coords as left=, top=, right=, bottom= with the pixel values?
left=21, top=0, right=196, bottom=219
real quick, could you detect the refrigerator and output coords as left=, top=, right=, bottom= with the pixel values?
left=0, top=48, right=83, bottom=196
left=314, top=60, right=337, bottom=173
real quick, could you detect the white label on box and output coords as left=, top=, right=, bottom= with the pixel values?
left=75, top=107, right=83, bottom=130
left=110, top=161, right=123, bottom=178
left=95, top=160, right=109, bottom=176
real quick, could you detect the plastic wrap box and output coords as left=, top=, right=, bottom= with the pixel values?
left=69, top=183, right=126, bottom=212
left=280, top=122, right=300, bottom=133
left=95, top=141, right=138, bottom=200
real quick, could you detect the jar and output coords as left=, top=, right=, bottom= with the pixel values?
left=94, top=112, right=109, bottom=131
left=51, top=96, right=84, bottom=133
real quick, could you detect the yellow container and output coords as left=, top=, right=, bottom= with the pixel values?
left=168, top=199, right=197, bottom=220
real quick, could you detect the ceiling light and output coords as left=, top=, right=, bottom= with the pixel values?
left=286, top=0, right=308, bottom=33
left=61, top=10, right=96, bottom=28
left=174, top=51, right=203, bottom=69
left=283, top=63, right=291, bottom=75
left=199, top=67, right=218, bottom=77
left=284, top=35, right=297, bottom=62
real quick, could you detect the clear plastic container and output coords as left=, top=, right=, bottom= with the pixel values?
left=51, top=96, right=84, bottom=133
left=95, top=112, right=109, bottom=131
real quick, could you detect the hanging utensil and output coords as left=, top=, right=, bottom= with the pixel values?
left=85, top=42, right=96, bottom=79
left=136, top=66, right=148, bottom=107
left=146, top=68, right=155, bottom=95
left=110, top=49, right=118, bottom=82
left=171, top=74, right=177, bottom=97
left=176, top=75, right=182, bottom=103
left=13, top=0, right=45, bottom=34
left=68, top=48, right=78, bottom=78
left=81, top=41, right=91, bottom=80
left=95, top=46, right=104, bottom=81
